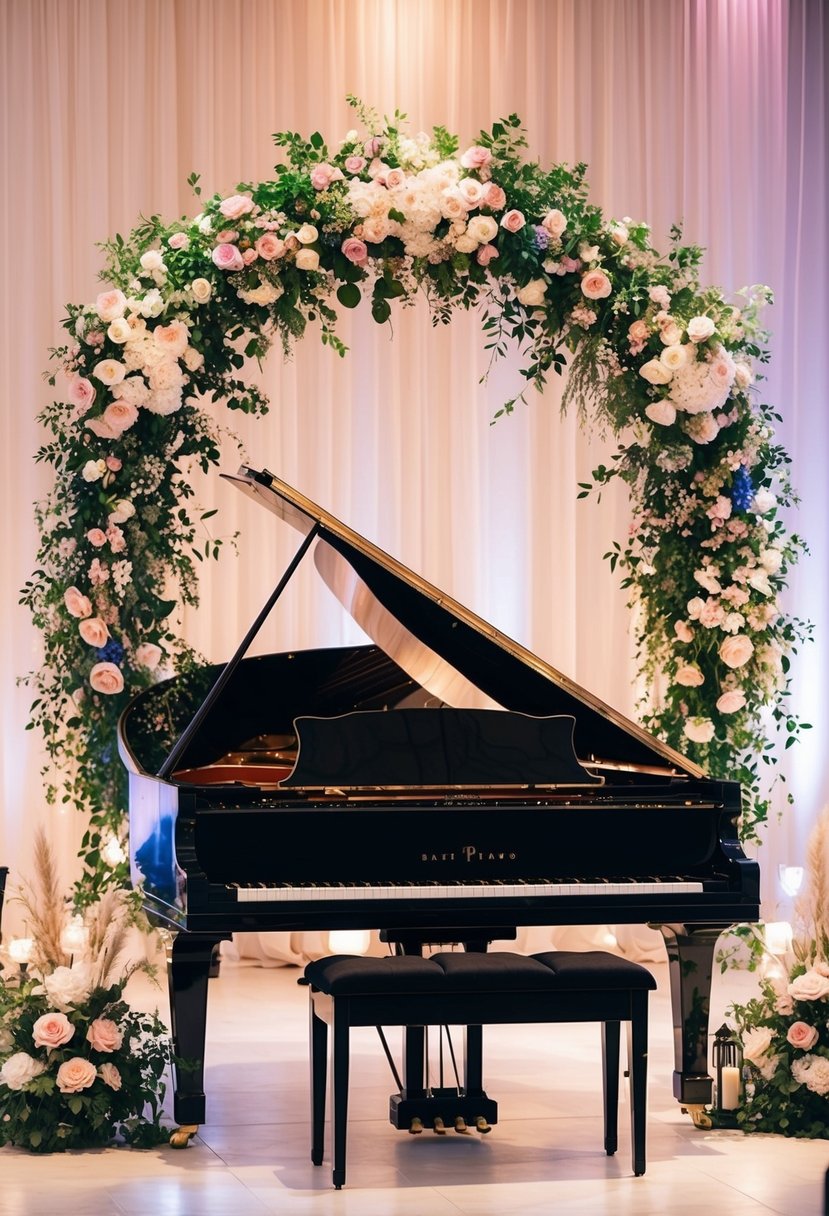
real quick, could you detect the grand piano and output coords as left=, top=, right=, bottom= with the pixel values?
left=119, top=464, right=759, bottom=1136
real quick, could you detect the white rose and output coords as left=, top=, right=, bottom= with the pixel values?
left=687, top=315, right=716, bottom=342
left=609, top=223, right=628, bottom=244
left=639, top=359, right=673, bottom=386
left=752, top=488, right=777, bottom=515
left=659, top=344, right=689, bottom=372
left=687, top=597, right=706, bottom=620
left=183, top=347, right=204, bottom=371
left=139, top=249, right=165, bottom=272
left=190, top=278, right=213, bottom=304
left=465, top=215, right=499, bottom=244
left=644, top=400, right=677, bottom=426
left=39, top=963, right=92, bottom=1011
left=0, top=1052, right=46, bottom=1091
left=683, top=716, right=715, bottom=744
left=759, top=548, right=783, bottom=574
left=734, top=361, right=753, bottom=389
left=741, top=1026, right=775, bottom=1063
left=108, top=498, right=136, bottom=524
left=295, top=248, right=320, bottom=271
left=748, top=569, right=773, bottom=597
left=295, top=223, right=319, bottom=245
left=516, top=279, right=547, bottom=308
left=93, top=359, right=127, bottom=387
left=101, top=835, right=127, bottom=867
left=792, top=1054, right=829, bottom=1095
left=659, top=320, right=684, bottom=346
left=95, top=289, right=128, bottom=323
left=788, top=970, right=829, bottom=1001
left=140, top=289, right=165, bottom=318
left=107, top=317, right=132, bottom=344
left=82, top=459, right=106, bottom=483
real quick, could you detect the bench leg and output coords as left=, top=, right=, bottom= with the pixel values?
left=309, top=997, right=327, bottom=1167
left=628, top=991, right=648, bottom=1177
left=331, top=1003, right=350, bottom=1189
left=601, top=1020, right=620, bottom=1156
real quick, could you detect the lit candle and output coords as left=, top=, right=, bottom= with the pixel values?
left=720, top=1066, right=741, bottom=1110
left=8, top=937, right=34, bottom=965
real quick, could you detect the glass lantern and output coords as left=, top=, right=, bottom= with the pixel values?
left=713, top=1023, right=743, bottom=1112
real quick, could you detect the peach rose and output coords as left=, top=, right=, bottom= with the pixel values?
left=385, top=167, right=406, bottom=190
left=716, top=689, right=746, bottom=714
left=87, top=528, right=107, bottom=548
left=79, top=617, right=109, bottom=647
left=89, top=662, right=124, bottom=695
left=674, top=664, right=705, bottom=687
left=93, top=359, right=126, bottom=387
left=190, top=278, right=213, bottom=303
left=541, top=209, right=567, bottom=240
left=482, top=183, right=507, bottom=210
left=645, top=401, right=677, bottom=426
left=639, top=359, right=673, bottom=386
left=628, top=319, right=649, bottom=345
left=218, top=194, right=254, bottom=219
left=718, top=634, right=754, bottom=669
left=98, top=1062, right=122, bottom=1090
left=102, top=401, right=138, bottom=436
left=516, top=279, right=547, bottom=308
left=33, top=1011, right=75, bottom=1050
left=153, top=320, right=189, bottom=358
left=64, top=587, right=93, bottom=619
left=134, top=642, right=162, bottom=670
left=255, top=233, right=285, bottom=261
left=581, top=270, right=612, bottom=300
left=56, top=1057, right=97, bottom=1094
left=466, top=215, right=498, bottom=244
left=457, top=177, right=484, bottom=208
left=476, top=244, right=500, bottom=266
left=500, top=209, right=526, bottom=233
left=86, top=1017, right=124, bottom=1053
left=67, top=377, right=96, bottom=415
left=211, top=243, right=244, bottom=272
left=787, top=1021, right=819, bottom=1050
left=95, top=289, right=127, bottom=322
left=674, top=620, right=695, bottom=643
left=295, top=223, right=319, bottom=245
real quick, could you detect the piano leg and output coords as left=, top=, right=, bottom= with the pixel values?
left=658, top=923, right=724, bottom=1124
left=166, top=931, right=228, bottom=1137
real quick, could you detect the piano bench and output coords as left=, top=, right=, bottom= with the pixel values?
left=304, top=949, right=656, bottom=1189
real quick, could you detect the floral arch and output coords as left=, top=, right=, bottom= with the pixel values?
left=24, top=100, right=808, bottom=902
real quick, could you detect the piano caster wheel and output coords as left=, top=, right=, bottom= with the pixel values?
left=681, top=1104, right=713, bottom=1130
left=409, top=1117, right=424, bottom=1135
left=475, top=1116, right=491, bottom=1134
left=433, top=1116, right=447, bottom=1135
left=169, top=1123, right=199, bottom=1148
left=454, top=1117, right=469, bottom=1134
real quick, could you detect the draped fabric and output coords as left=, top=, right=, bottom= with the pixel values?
left=0, top=1, right=826, bottom=955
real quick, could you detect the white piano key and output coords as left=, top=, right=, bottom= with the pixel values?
left=233, top=879, right=705, bottom=902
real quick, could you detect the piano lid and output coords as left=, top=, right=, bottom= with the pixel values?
left=222, top=465, right=704, bottom=779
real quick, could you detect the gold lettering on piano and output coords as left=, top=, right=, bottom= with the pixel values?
left=419, top=845, right=518, bottom=863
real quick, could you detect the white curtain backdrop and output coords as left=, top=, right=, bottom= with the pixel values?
left=1, top=1, right=826, bottom=952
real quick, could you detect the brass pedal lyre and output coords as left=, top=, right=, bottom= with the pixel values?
left=409, top=1116, right=424, bottom=1135
left=454, top=1116, right=469, bottom=1134
left=475, top=1115, right=491, bottom=1134
left=433, top=1116, right=447, bottom=1134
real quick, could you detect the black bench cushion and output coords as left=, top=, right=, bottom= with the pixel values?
left=304, top=950, right=656, bottom=996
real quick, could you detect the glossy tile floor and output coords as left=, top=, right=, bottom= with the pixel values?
left=1, top=957, right=827, bottom=1215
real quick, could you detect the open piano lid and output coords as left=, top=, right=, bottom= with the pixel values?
left=222, top=465, right=703, bottom=780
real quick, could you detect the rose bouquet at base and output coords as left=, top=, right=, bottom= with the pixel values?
left=728, top=808, right=829, bottom=1139
left=0, top=832, right=172, bottom=1151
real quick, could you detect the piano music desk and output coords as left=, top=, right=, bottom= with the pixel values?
left=305, top=949, right=657, bottom=1189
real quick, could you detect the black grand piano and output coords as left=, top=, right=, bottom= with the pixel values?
left=119, top=464, right=759, bottom=1136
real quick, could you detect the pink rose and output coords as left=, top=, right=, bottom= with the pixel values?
left=33, top=1012, right=75, bottom=1050
left=64, top=587, right=93, bottom=619
left=56, top=1057, right=97, bottom=1094
left=167, top=231, right=189, bottom=250
left=211, top=243, right=245, bottom=272
left=674, top=620, right=694, bottom=643
left=363, top=137, right=382, bottom=157
left=106, top=524, right=126, bottom=553
left=87, top=528, right=107, bottom=548
left=242, top=248, right=258, bottom=265
left=716, top=689, right=746, bottom=714
left=105, top=456, right=122, bottom=472
left=102, top=401, right=138, bottom=436
left=645, top=401, right=677, bottom=426
left=476, top=244, right=500, bottom=267
left=787, top=1021, right=819, bottom=1050
left=134, top=642, right=162, bottom=670
left=67, top=377, right=96, bottom=415
left=218, top=194, right=254, bottom=220
left=384, top=167, right=405, bottom=190
left=89, top=662, right=124, bottom=695
left=500, top=209, right=526, bottom=233
left=86, top=1017, right=124, bottom=1053
left=460, top=145, right=493, bottom=171
left=309, top=163, right=342, bottom=190
left=341, top=237, right=368, bottom=265
left=345, top=155, right=366, bottom=174
left=581, top=270, right=612, bottom=300
left=215, top=228, right=239, bottom=244
left=674, top=664, right=705, bottom=687
left=79, top=617, right=109, bottom=647
left=482, top=183, right=507, bottom=211
left=85, top=416, right=118, bottom=440
left=628, top=319, right=649, bottom=345
left=560, top=255, right=581, bottom=273
left=255, top=233, right=285, bottom=261
left=95, top=289, right=127, bottom=322
left=295, top=248, right=320, bottom=271
left=98, top=1062, right=122, bottom=1090
left=718, top=634, right=754, bottom=669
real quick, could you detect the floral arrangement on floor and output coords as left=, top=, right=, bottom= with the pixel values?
left=0, top=833, right=171, bottom=1151
left=22, top=97, right=809, bottom=902
left=730, top=809, right=829, bottom=1138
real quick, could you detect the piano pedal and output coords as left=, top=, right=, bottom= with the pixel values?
left=454, top=1116, right=469, bottom=1134
left=169, top=1123, right=199, bottom=1148
left=408, top=1117, right=424, bottom=1135
left=475, top=1116, right=491, bottom=1134
left=433, top=1116, right=447, bottom=1135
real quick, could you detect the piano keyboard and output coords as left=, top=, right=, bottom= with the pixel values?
left=233, top=878, right=705, bottom=903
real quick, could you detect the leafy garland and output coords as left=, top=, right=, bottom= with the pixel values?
left=22, top=99, right=809, bottom=903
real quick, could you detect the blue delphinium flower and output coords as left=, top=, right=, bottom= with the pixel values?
left=96, top=639, right=125, bottom=665
left=731, top=465, right=754, bottom=512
